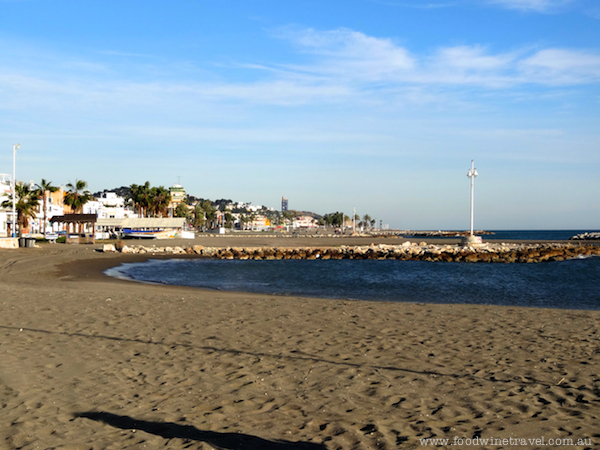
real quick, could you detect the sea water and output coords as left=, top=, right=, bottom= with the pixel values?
left=406, top=230, right=599, bottom=241
left=106, top=254, right=600, bottom=311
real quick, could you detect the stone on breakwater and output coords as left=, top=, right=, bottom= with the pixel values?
left=109, top=242, right=600, bottom=263
left=202, top=243, right=600, bottom=263
left=570, top=232, right=600, bottom=241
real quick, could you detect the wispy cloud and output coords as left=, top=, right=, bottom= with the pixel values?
left=273, top=28, right=600, bottom=90
left=519, top=48, right=600, bottom=84
left=278, top=27, right=415, bottom=82
left=483, top=0, right=576, bottom=13
left=2, top=28, right=599, bottom=116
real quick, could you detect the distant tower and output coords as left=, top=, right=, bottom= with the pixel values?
left=169, top=183, right=187, bottom=217
left=281, top=196, right=288, bottom=212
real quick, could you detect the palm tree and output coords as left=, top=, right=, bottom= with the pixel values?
left=175, top=201, right=191, bottom=219
left=35, top=179, right=59, bottom=236
left=202, top=200, right=217, bottom=229
left=224, top=209, right=234, bottom=229
left=151, top=186, right=172, bottom=218
left=248, top=212, right=257, bottom=230
left=128, top=181, right=152, bottom=217
left=283, top=211, right=294, bottom=227
left=239, top=213, right=248, bottom=230
left=362, top=214, right=372, bottom=230
left=1, top=182, right=41, bottom=237
left=193, top=203, right=206, bottom=230
left=64, top=179, right=92, bottom=214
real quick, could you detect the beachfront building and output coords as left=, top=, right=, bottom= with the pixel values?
left=0, top=173, right=15, bottom=237
left=83, top=192, right=134, bottom=219
left=248, top=214, right=271, bottom=231
left=95, top=217, right=191, bottom=240
left=293, top=215, right=318, bottom=229
left=31, top=188, right=65, bottom=234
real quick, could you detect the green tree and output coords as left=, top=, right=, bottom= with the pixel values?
left=175, top=201, right=191, bottom=219
left=238, top=213, right=247, bottom=230
left=64, top=179, right=92, bottom=214
left=362, top=214, right=372, bottom=230
left=282, top=211, right=294, bottom=227
left=264, top=210, right=282, bottom=227
left=201, top=200, right=217, bottom=229
left=248, top=212, right=257, bottom=230
left=1, top=182, right=41, bottom=237
left=150, top=186, right=172, bottom=218
left=224, top=209, right=234, bottom=228
left=35, top=179, right=59, bottom=235
left=128, top=182, right=152, bottom=217
left=193, top=203, right=206, bottom=229
left=323, top=211, right=345, bottom=227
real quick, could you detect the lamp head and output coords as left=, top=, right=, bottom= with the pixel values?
left=15, top=143, right=20, bottom=150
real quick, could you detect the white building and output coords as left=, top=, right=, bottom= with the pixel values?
left=293, top=215, right=318, bottom=229
left=0, top=173, right=14, bottom=237
left=84, top=192, right=135, bottom=219
left=30, top=187, right=65, bottom=234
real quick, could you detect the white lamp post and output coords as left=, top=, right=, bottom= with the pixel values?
left=467, top=160, right=478, bottom=236
left=12, top=143, right=20, bottom=238
left=461, top=159, right=483, bottom=247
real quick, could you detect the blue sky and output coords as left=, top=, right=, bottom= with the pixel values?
left=1, top=0, right=599, bottom=229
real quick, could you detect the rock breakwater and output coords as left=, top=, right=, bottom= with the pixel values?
left=103, top=242, right=600, bottom=263
left=570, top=232, right=600, bottom=241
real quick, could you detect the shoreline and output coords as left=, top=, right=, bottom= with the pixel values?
left=97, top=248, right=600, bottom=312
left=1, top=241, right=600, bottom=449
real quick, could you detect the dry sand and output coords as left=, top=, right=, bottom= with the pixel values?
left=1, top=237, right=599, bottom=449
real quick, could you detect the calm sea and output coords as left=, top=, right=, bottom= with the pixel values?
left=407, top=229, right=599, bottom=241
left=106, top=230, right=600, bottom=311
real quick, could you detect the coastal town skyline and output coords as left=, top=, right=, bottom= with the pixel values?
left=1, top=0, right=599, bottom=230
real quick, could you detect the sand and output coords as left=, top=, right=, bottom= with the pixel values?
left=1, top=237, right=599, bottom=449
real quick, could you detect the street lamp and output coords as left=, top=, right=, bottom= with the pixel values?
left=12, top=143, right=20, bottom=238
left=467, top=159, right=478, bottom=236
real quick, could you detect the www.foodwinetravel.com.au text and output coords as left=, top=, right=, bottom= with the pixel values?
left=420, top=436, right=592, bottom=447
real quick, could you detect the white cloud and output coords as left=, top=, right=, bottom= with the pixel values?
left=277, top=30, right=600, bottom=89
left=276, top=28, right=415, bottom=82
left=520, top=49, right=600, bottom=84
left=483, top=0, right=575, bottom=12
left=2, top=29, right=600, bottom=119
left=432, top=46, right=515, bottom=70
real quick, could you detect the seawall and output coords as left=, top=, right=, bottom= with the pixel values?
left=104, top=241, right=600, bottom=263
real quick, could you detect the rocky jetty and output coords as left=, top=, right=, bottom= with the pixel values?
left=570, top=232, right=600, bottom=241
left=402, top=230, right=494, bottom=237
left=103, top=242, right=600, bottom=263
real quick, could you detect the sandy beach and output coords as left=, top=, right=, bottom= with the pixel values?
left=1, top=237, right=599, bottom=449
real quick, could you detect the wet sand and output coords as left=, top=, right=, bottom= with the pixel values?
left=1, top=238, right=599, bottom=449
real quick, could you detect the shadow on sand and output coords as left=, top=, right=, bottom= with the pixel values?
left=76, top=411, right=327, bottom=450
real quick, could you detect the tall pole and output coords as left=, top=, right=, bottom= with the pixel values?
left=467, top=160, right=478, bottom=236
left=12, top=144, right=20, bottom=238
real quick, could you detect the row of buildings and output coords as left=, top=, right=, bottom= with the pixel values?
left=0, top=176, right=184, bottom=237
left=0, top=176, right=318, bottom=237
